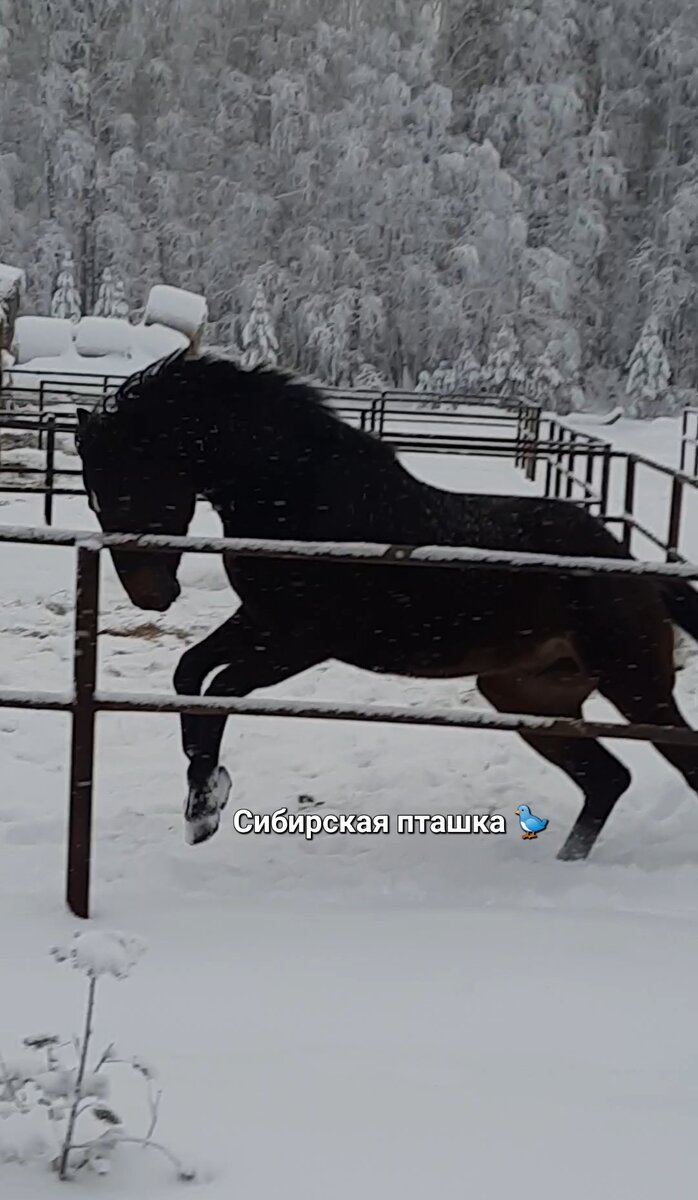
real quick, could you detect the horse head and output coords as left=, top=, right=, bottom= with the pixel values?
left=75, top=399, right=196, bottom=612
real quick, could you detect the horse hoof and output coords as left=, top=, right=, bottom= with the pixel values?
left=185, top=812, right=221, bottom=845
left=184, top=766, right=232, bottom=846
left=556, top=835, right=592, bottom=862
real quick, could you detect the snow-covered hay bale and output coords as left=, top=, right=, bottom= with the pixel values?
left=132, top=322, right=189, bottom=361
left=143, top=284, right=207, bottom=341
left=74, top=316, right=132, bottom=359
left=12, top=316, right=73, bottom=365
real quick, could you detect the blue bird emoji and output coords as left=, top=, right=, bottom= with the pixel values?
left=515, top=804, right=549, bottom=840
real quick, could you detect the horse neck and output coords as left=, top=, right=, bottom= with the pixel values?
left=182, top=397, right=415, bottom=540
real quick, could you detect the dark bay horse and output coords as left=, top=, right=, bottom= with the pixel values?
left=75, top=350, right=698, bottom=857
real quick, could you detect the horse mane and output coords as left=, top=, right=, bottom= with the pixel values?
left=94, top=347, right=396, bottom=461
left=103, top=348, right=332, bottom=420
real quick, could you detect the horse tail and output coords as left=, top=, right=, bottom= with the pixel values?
left=663, top=581, right=698, bottom=645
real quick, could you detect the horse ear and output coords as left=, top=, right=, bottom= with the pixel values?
left=76, top=408, right=90, bottom=428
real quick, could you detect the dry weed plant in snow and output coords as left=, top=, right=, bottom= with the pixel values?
left=0, top=930, right=198, bottom=1183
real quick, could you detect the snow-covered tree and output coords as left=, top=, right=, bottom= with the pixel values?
left=1, top=0, right=698, bottom=410
left=532, top=347, right=564, bottom=405
left=430, top=362, right=458, bottom=394
left=93, top=267, right=128, bottom=318
left=354, top=362, right=387, bottom=390
left=241, top=283, right=279, bottom=369
left=482, top=323, right=526, bottom=394
left=454, top=347, right=482, bottom=393
left=111, top=277, right=129, bottom=320
left=626, top=316, right=672, bottom=417
left=50, top=252, right=81, bottom=320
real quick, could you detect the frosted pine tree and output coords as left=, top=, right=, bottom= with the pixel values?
left=354, top=362, right=386, bottom=390
left=483, top=323, right=525, bottom=395
left=50, top=253, right=81, bottom=321
left=532, top=348, right=564, bottom=406
left=626, top=316, right=671, bottom=418
left=434, top=362, right=458, bottom=394
left=93, top=268, right=128, bottom=318
left=454, top=347, right=482, bottom=394
left=241, top=284, right=279, bottom=369
left=111, top=278, right=129, bottom=320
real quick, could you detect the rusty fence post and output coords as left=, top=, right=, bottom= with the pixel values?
left=565, top=431, right=576, bottom=499
left=44, top=414, right=56, bottom=526
left=532, top=403, right=544, bottom=477
left=622, top=455, right=637, bottom=554
left=667, top=476, right=684, bottom=562
left=544, top=418, right=554, bottom=496
left=514, top=402, right=522, bottom=468
left=38, top=382, right=45, bottom=449
left=584, top=441, right=594, bottom=507
left=599, top=444, right=611, bottom=520
left=554, top=426, right=564, bottom=498
left=67, top=544, right=100, bottom=918
left=369, top=394, right=379, bottom=434
left=378, top=391, right=387, bottom=438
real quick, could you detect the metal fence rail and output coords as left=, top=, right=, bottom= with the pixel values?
left=2, top=525, right=698, bottom=919
left=0, top=386, right=543, bottom=522
left=2, top=389, right=698, bottom=565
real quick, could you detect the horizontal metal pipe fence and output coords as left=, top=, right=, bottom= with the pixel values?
left=2, top=525, right=698, bottom=918
left=0, top=388, right=541, bottom=521
left=2, top=383, right=697, bottom=565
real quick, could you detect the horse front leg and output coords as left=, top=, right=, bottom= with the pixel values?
left=173, top=609, right=320, bottom=845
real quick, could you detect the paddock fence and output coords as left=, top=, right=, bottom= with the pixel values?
left=0, top=372, right=544, bottom=524
left=2, top=388, right=698, bottom=565
left=3, top=373, right=698, bottom=919
left=2, top=525, right=698, bottom=918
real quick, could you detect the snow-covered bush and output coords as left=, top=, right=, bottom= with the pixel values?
left=0, top=931, right=199, bottom=1184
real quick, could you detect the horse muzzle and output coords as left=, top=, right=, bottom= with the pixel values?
left=113, top=559, right=181, bottom=611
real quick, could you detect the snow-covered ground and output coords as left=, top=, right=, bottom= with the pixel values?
left=568, top=411, right=698, bottom=560
left=2, top=432, right=698, bottom=1197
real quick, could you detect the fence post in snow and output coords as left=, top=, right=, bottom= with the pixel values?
left=599, top=444, right=611, bottom=519
left=622, top=456, right=637, bottom=554
left=667, top=476, right=683, bottom=563
left=67, top=544, right=100, bottom=919
left=44, top=414, right=56, bottom=526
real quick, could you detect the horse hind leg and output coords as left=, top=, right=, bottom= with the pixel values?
left=477, top=664, right=631, bottom=861
left=591, top=614, right=698, bottom=800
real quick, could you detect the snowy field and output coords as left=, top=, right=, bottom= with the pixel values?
left=2, top=432, right=698, bottom=1197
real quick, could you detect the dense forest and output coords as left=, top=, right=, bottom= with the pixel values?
left=1, top=1, right=698, bottom=410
